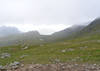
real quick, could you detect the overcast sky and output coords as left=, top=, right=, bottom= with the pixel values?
left=0, top=0, right=100, bottom=34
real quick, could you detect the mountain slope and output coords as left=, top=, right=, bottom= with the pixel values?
left=0, top=33, right=100, bottom=65
left=79, top=18, right=100, bottom=36
left=0, top=26, right=21, bottom=37
left=0, top=18, right=100, bottom=47
left=0, top=19, right=100, bottom=66
left=48, top=25, right=85, bottom=41
left=0, top=25, right=86, bottom=47
left=0, top=31, right=44, bottom=47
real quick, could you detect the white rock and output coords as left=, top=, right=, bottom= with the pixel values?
left=93, top=64, right=97, bottom=66
left=1, top=53, right=11, bottom=59
left=22, top=46, right=29, bottom=50
left=9, top=61, right=20, bottom=69
left=61, top=50, right=66, bottom=53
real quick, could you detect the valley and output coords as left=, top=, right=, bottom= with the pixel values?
left=0, top=18, right=100, bottom=71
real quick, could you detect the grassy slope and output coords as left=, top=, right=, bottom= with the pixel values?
left=0, top=34, right=100, bottom=65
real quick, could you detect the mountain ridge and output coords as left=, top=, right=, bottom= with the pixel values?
left=0, top=26, right=21, bottom=37
left=0, top=18, right=100, bottom=47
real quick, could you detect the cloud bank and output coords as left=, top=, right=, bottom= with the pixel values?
left=0, top=0, right=100, bottom=34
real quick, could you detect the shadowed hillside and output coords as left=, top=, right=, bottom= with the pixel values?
left=0, top=26, right=21, bottom=37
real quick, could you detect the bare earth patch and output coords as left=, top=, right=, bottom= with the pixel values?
left=6, top=63, right=100, bottom=71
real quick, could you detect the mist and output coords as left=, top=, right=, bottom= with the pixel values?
left=0, top=0, right=100, bottom=34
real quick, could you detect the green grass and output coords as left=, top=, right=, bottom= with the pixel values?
left=0, top=35, right=100, bottom=65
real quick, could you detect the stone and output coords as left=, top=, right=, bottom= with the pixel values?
left=40, top=39, right=44, bottom=41
left=9, top=61, right=20, bottom=69
left=80, top=46, right=88, bottom=49
left=20, top=55, right=28, bottom=58
left=97, top=40, right=100, bottom=43
left=22, top=46, right=29, bottom=50
left=40, top=44, right=44, bottom=47
left=0, top=53, right=11, bottom=59
left=61, top=50, right=66, bottom=53
left=0, top=65, right=7, bottom=71
left=93, top=64, right=97, bottom=66
left=21, top=64, right=24, bottom=67
left=54, top=59, right=60, bottom=63
left=67, top=48, right=74, bottom=51
left=0, top=65, right=3, bottom=69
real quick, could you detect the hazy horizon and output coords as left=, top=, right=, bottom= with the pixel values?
left=0, top=0, right=100, bottom=34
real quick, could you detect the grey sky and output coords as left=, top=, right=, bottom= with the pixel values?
left=0, top=0, right=100, bottom=34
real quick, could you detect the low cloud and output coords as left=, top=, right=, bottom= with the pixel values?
left=0, top=0, right=100, bottom=34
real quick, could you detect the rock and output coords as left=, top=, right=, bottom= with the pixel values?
left=76, top=56, right=80, bottom=59
left=10, top=61, right=20, bottom=66
left=0, top=65, right=3, bottom=69
left=9, top=61, right=20, bottom=69
left=97, top=40, right=100, bottom=43
left=21, top=64, right=24, bottom=67
left=74, top=64, right=78, bottom=66
left=93, top=64, right=97, bottom=66
left=29, top=65, right=33, bottom=69
left=84, top=46, right=88, bottom=48
left=80, top=47, right=84, bottom=49
left=40, top=44, right=44, bottom=47
left=80, top=46, right=88, bottom=50
left=63, top=42, right=67, bottom=45
left=0, top=53, right=11, bottom=59
left=54, top=59, right=60, bottom=63
left=0, top=65, right=6, bottom=71
left=71, top=59, right=76, bottom=62
left=61, top=50, right=66, bottom=53
left=40, top=39, right=44, bottom=41
left=22, top=46, right=29, bottom=50
left=20, top=55, right=28, bottom=58
left=67, top=48, right=74, bottom=51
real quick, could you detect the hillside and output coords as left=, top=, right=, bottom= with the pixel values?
left=78, top=18, right=100, bottom=36
left=0, top=19, right=100, bottom=70
left=0, top=18, right=100, bottom=47
left=0, top=31, right=44, bottom=47
left=0, top=18, right=100, bottom=65
left=0, top=26, right=21, bottom=37
left=45, top=25, right=85, bottom=42
left=0, top=25, right=86, bottom=47
left=0, top=34, right=100, bottom=66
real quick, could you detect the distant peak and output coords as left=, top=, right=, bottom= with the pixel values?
left=25, top=31, right=40, bottom=35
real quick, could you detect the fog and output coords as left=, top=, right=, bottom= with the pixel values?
left=0, top=0, right=100, bottom=34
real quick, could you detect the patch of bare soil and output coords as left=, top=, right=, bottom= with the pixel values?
left=6, top=63, right=100, bottom=71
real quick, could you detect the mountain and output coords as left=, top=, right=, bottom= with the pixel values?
left=0, top=26, right=21, bottom=37
left=48, top=25, right=85, bottom=41
left=78, top=18, right=100, bottom=36
left=0, top=31, right=44, bottom=47
left=45, top=18, right=100, bottom=42
left=0, top=18, right=100, bottom=47
left=0, top=19, right=100, bottom=66
left=0, top=25, right=86, bottom=47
